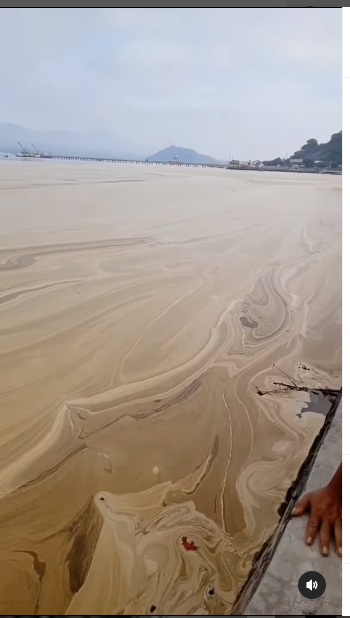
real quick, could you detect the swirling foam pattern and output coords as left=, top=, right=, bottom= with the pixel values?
left=0, top=162, right=341, bottom=615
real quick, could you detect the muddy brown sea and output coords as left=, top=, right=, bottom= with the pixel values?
left=0, top=160, right=342, bottom=615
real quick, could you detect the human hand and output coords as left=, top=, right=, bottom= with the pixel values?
left=293, top=485, right=342, bottom=557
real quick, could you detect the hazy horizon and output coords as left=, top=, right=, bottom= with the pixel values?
left=0, top=8, right=342, bottom=160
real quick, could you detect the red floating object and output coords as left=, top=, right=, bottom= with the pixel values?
left=182, top=536, right=198, bottom=551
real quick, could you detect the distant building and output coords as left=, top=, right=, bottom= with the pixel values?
left=229, top=159, right=268, bottom=170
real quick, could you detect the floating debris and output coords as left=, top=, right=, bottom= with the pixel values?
left=253, top=364, right=339, bottom=408
left=182, top=536, right=198, bottom=552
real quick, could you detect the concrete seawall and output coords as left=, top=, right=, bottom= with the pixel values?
left=237, top=394, right=342, bottom=616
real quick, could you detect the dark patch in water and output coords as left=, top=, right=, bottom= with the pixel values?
left=16, top=550, right=46, bottom=614
left=297, top=390, right=332, bottom=418
left=65, top=496, right=102, bottom=594
left=240, top=315, right=258, bottom=329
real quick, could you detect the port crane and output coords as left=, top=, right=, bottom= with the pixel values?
left=32, top=144, right=45, bottom=157
left=17, top=141, right=31, bottom=157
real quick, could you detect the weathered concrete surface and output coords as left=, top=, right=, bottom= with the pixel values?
left=245, top=401, right=342, bottom=616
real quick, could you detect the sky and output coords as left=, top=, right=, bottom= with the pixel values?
left=0, top=8, right=342, bottom=160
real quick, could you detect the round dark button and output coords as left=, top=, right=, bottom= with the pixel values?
left=298, top=570, right=326, bottom=599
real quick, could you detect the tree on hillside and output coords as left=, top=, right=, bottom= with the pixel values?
left=291, top=132, right=341, bottom=166
left=316, top=131, right=342, bottom=165
left=302, top=138, right=318, bottom=153
left=293, top=138, right=318, bottom=160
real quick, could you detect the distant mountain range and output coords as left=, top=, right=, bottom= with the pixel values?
left=148, top=145, right=220, bottom=165
left=0, top=123, right=221, bottom=164
left=0, top=123, right=141, bottom=160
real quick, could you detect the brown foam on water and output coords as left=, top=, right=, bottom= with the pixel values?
left=0, top=162, right=341, bottom=615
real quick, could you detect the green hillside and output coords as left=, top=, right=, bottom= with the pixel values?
left=292, top=131, right=342, bottom=165
left=263, top=131, right=342, bottom=167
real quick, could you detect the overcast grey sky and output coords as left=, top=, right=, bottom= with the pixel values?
left=0, top=8, right=342, bottom=159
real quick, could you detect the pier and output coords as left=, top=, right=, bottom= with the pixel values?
left=17, top=153, right=227, bottom=169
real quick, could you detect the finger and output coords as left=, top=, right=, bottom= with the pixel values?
left=335, top=518, right=342, bottom=557
left=320, top=520, right=331, bottom=556
left=305, top=513, right=320, bottom=546
left=293, top=494, right=310, bottom=517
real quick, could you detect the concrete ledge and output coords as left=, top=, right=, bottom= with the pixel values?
left=245, top=401, right=342, bottom=616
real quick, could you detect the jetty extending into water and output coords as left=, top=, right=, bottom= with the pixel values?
left=15, top=150, right=227, bottom=169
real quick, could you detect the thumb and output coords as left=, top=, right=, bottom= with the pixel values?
left=293, top=494, right=310, bottom=517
